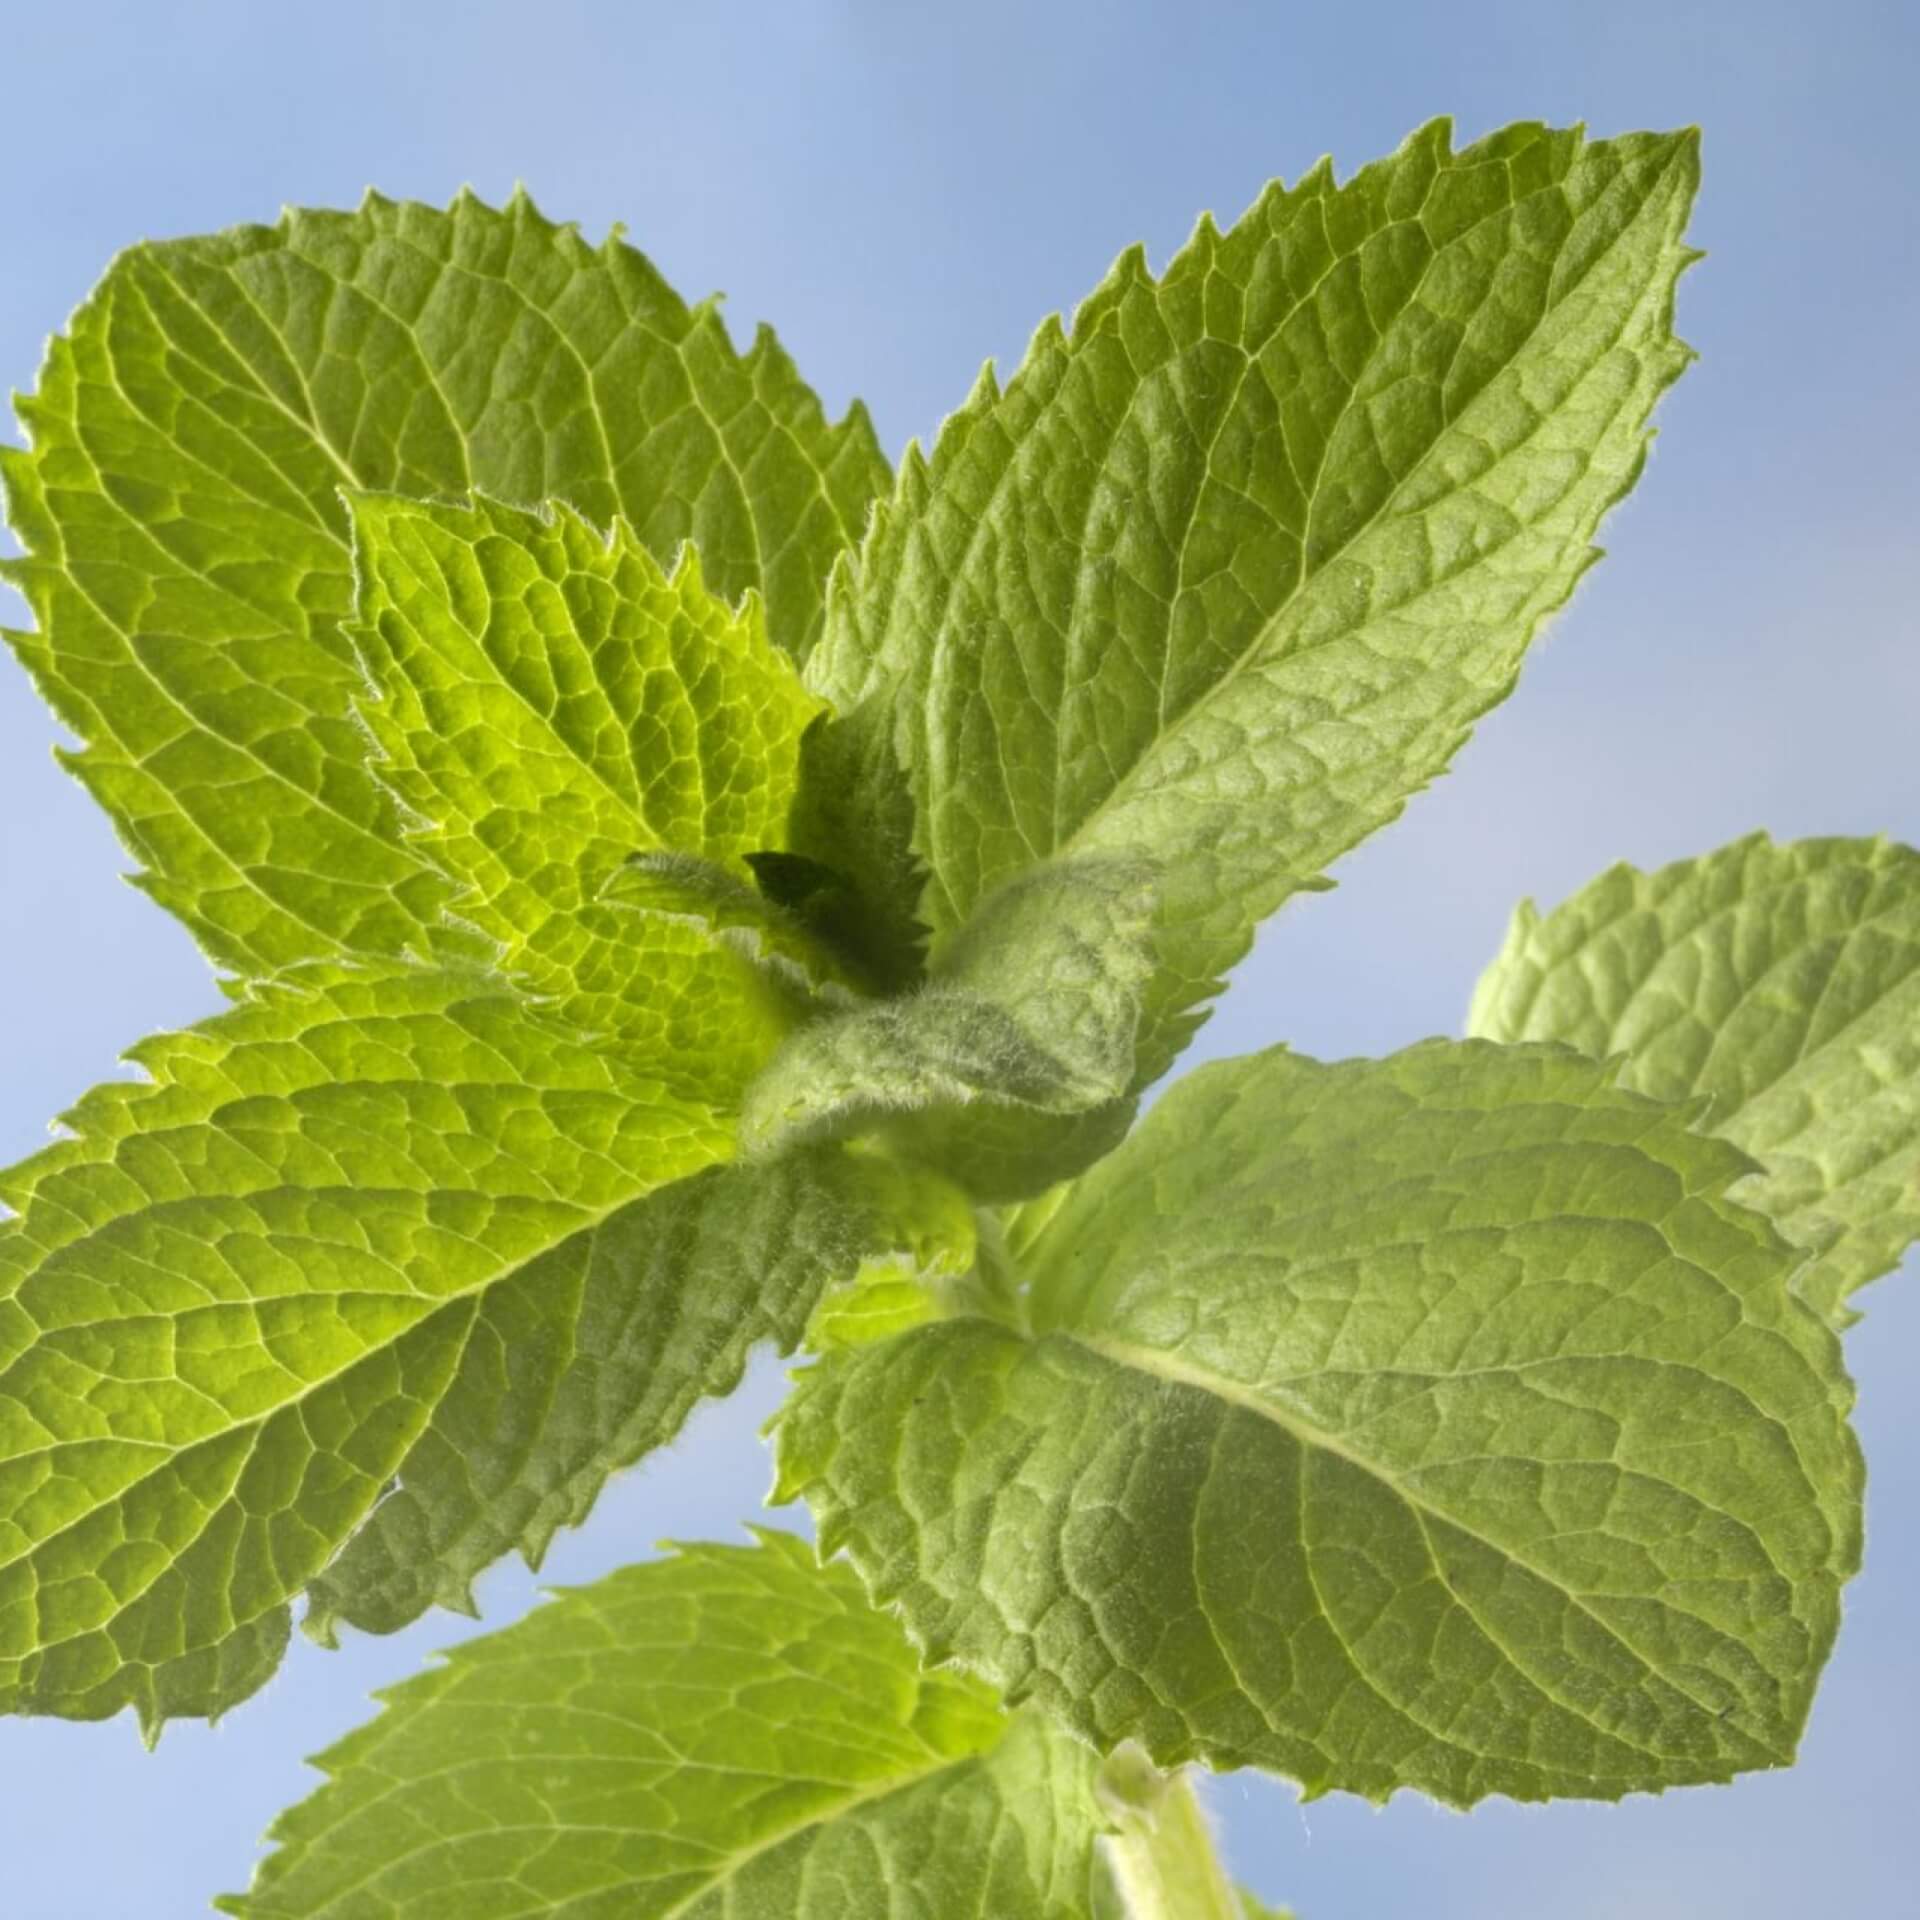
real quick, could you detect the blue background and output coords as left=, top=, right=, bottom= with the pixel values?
left=2, top=3, right=1915, bottom=1913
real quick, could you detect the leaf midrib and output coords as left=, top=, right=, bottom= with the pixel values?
left=1062, top=1325, right=1782, bottom=1746
left=0, top=1110, right=728, bottom=1594
left=262, top=1721, right=994, bottom=1920
left=883, top=136, right=1676, bottom=946
left=1040, top=145, right=1684, bottom=899
left=652, top=1743, right=988, bottom=1920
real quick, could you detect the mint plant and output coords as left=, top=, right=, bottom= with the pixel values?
left=0, top=118, right=1905, bottom=1915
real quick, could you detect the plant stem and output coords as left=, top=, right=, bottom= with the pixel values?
left=1099, top=1747, right=1242, bottom=1919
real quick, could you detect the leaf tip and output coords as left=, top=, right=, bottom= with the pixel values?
left=300, top=1603, right=341, bottom=1652
left=440, top=1580, right=482, bottom=1621
left=1402, top=112, right=1457, bottom=167
left=1028, top=311, right=1069, bottom=359
left=1296, top=152, right=1336, bottom=194
left=962, top=358, right=1002, bottom=412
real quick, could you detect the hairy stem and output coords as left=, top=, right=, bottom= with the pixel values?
left=1099, top=1746, right=1242, bottom=1919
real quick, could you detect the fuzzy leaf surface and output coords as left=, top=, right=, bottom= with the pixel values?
left=225, top=1534, right=1124, bottom=1919
left=0, top=962, right=913, bottom=1726
left=803, top=120, right=1700, bottom=1080
left=1, top=190, right=887, bottom=975
left=776, top=1041, right=1862, bottom=1806
left=742, top=858, right=1155, bottom=1189
left=1470, top=834, right=1920, bottom=1325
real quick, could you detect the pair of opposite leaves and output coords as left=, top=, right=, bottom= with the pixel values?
left=1, top=116, right=1914, bottom=1917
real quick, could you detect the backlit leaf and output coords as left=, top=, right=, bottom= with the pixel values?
left=1, top=190, right=886, bottom=974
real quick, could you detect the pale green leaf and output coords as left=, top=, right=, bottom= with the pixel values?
left=800, top=120, right=1700, bottom=1081
left=0, top=189, right=888, bottom=975
left=1470, top=834, right=1920, bottom=1326
left=348, top=488, right=843, bottom=1043
left=224, top=1534, right=1124, bottom=1919
left=775, top=1041, right=1862, bottom=1807
left=742, top=857, right=1156, bottom=1196
left=0, top=961, right=918, bottom=1726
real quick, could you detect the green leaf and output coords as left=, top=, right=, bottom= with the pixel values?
left=1238, top=1896, right=1295, bottom=1920
left=303, top=1145, right=958, bottom=1645
left=0, top=961, right=920, bottom=1726
left=742, top=856, right=1157, bottom=1196
left=799, top=1166, right=1042, bottom=1355
left=223, top=1534, right=1125, bottom=1919
left=1, top=189, right=888, bottom=976
left=348, top=488, right=843, bottom=1043
left=351, top=490, right=825, bottom=898
left=600, top=852, right=869, bottom=1002
left=799, top=120, right=1701, bottom=1082
left=1470, top=834, right=1920, bottom=1327
left=774, top=1040, right=1862, bottom=1807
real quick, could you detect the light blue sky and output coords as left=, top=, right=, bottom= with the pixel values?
left=2, top=3, right=1915, bottom=1913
